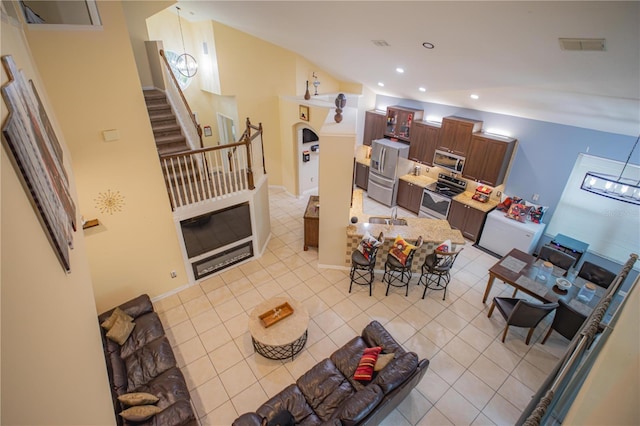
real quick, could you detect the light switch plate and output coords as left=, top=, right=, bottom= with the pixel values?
left=102, top=129, right=120, bottom=142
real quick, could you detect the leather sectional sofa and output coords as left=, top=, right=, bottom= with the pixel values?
left=233, top=320, right=429, bottom=426
left=98, top=294, right=197, bottom=426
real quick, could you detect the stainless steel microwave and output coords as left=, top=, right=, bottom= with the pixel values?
left=433, top=150, right=465, bottom=173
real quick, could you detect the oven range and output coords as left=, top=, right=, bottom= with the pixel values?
left=419, top=173, right=467, bottom=219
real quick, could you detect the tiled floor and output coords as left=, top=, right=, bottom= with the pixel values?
left=153, top=187, right=569, bottom=425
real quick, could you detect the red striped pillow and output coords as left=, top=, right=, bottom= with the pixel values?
left=353, top=346, right=382, bottom=382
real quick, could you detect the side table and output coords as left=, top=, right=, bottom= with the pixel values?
left=303, top=195, right=319, bottom=250
left=248, top=297, right=310, bottom=361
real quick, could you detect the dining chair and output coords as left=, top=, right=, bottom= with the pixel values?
left=578, top=261, right=616, bottom=289
left=383, top=236, right=423, bottom=296
left=349, top=232, right=384, bottom=296
left=417, top=248, right=463, bottom=300
left=541, top=299, right=587, bottom=344
left=537, top=245, right=576, bottom=271
left=488, top=297, right=558, bottom=345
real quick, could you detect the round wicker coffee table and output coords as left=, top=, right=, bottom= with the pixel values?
left=248, top=297, right=309, bottom=361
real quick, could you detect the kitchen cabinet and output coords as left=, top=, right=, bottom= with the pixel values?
left=384, top=106, right=424, bottom=143
left=354, top=161, right=369, bottom=190
left=396, top=179, right=423, bottom=214
left=363, top=111, right=386, bottom=146
left=409, top=121, right=440, bottom=165
left=437, top=116, right=483, bottom=156
left=463, top=133, right=516, bottom=186
left=447, top=200, right=486, bottom=242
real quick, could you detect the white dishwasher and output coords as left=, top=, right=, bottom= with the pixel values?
left=478, top=209, right=546, bottom=257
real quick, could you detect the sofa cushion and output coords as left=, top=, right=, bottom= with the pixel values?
left=371, top=351, right=419, bottom=394
left=296, top=359, right=355, bottom=421
left=329, top=336, right=368, bottom=392
left=99, top=294, right=155, bottom=324
left=101, top=307, right=134, bottom=331
left=361, top=321, right=406, bottom=356
left=120, top=404, right=162, bottom=422
left=256, top=384, right=316, bottom=425
left=118, top=392, right=159, bottom=406
left=135, top=367, right=191, bottom=410
left=125, top=337, right=177, bottom=391
left=106, top=316, right=136, bottom=345
left=334, top=384, right=384, bottom=426
left=141, top=399, right=196, bottom=426
left=120, top=312, right=165, bottom=358
left=353, top=346, right=382, bottom=382
left=374, top=353, right=395, bottom=371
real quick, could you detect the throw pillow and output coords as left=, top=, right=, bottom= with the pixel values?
left=106, top=317, right=136, bottom=345
left=353, top=346, right=382, bottom=382
left=389, top=236, right=416, bottom=266
left=436, top=239, right=452, bottom=253
left=100, top=307, right=133, bottom=331
left=496, top=196, right=513, bottom=211
left=526, top=203, right=548, bottom=224
left=119, top=405, right=162, bottom=422
left=117, top=392, right=159, bottom=406
left=374, top=353, right=395, bottom=371
left=505, top=203, right=531, bottom=223
left=357, top=231, right=382, bottom=261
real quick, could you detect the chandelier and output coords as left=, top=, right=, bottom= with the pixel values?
left=173, top=6, right=197, bottom=78
left=580, top=135, right=640, bottom=205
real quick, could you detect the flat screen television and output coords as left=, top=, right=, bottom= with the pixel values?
left=180, top=202, right=252, bottom=259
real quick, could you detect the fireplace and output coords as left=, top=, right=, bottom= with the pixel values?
left=191, top=241, right=254, bottom=280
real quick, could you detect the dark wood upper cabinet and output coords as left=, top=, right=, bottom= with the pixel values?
left=384, top=106, right=424, bottom=143
left=408, top=121, right=440, bottom=165
left=463, top=133, right=517, bottom=186
left=362, top=111, right=386, bottom=146
left=437, top=116, right=483, bottom=156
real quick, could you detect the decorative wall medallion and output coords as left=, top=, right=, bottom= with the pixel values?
left=95, top=189, right=125, bottom=215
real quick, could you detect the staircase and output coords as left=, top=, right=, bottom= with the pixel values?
left=143, top=89, right=189, bottom=155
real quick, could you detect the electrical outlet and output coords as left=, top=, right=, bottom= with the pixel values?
left=532, top=193, right=540, bottom=201
left=170, top=271, right=177, bottom=278
left=497, top=191, right=502, bottom=197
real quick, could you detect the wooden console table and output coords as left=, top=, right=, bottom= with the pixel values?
left=303, top=195, right=319, bottom=251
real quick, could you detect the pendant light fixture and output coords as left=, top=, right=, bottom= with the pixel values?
left=580, top=135, right=640, bottom=205
left=173, top=6, right=197, bottom=78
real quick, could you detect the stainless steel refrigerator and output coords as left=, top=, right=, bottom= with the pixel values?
left=368, top=139, right=410, bottom=206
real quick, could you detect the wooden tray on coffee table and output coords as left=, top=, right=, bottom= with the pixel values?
left=259, top=302, right=294, bottom=327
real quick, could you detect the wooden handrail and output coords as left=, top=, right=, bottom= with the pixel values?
left=159, top=49, right=203, bottom=148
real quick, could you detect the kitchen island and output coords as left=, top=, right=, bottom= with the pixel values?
left=346, top=189, right=465, bottom=272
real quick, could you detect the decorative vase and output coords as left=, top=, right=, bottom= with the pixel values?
left=304, top=81, right=311, bottom=100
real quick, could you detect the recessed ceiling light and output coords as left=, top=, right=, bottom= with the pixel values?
left=419, top=87, right=426, bottom=92
left=396, top=67, right=404, bottom=73
left=422, top=42, right=435, bottom=49
left=470, top=94, right=479, bottom=100
left=378, top=82, right=385, bottom=87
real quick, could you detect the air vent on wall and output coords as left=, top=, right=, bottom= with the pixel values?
left=371, top=40, right=390, bottom=47
left=559, top=38, right=606, bottom=51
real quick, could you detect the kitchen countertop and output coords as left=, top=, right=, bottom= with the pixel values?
left=347, top=189, right=465, bottom=245
left=399, top=174, right=437, bottom=188
left=453, top=191, right=499, bottom=212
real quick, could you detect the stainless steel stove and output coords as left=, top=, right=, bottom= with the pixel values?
left=419, top=173, right=467, bottom=219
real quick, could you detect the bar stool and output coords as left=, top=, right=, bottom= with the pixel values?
left=383, top=236, right=422, bottom=296
left=349, top=232, right=384, bottom=296
left=418, top=248, right=463, bottom=300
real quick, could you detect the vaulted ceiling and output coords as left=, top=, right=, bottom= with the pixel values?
left=177, top=1, right=640, bottom=137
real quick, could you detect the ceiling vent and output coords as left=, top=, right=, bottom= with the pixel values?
left=371, top=40, right=390, bottom=47
left=559, top=38, right=606, bottom=51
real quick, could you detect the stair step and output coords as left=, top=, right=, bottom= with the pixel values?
left=150, top=113, right=177, bottom=123
left=143, top=89, right=166, bottom=99
left=147, top=103, right=171, bottom=112
left=158, top=144, right=191, bottom=156
left=156, top=134, right=187, bottom=145
left=152, top=123, right=181, bottom=133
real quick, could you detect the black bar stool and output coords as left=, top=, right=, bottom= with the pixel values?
left=349, top=232, right=384, bottom=296
left=383, top=236, right=423, bottom=296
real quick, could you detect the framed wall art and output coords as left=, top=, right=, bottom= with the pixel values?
left=299, top=105, right=309, bottom=121
left=1, top=55, right=75, bottom=272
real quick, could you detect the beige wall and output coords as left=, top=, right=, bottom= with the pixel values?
left=1, top=6, right=114, bottom=424
left=24, top=1, right=187, bottom=313
left=563, top=276, right=640, bottom=424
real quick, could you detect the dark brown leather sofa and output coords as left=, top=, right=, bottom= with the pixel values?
left=233, top=321, right=429, bottom=426
left=98, top=294, right=197, bottom=426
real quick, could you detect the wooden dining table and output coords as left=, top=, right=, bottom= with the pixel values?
left=482, top=248, right=604, bottom=316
